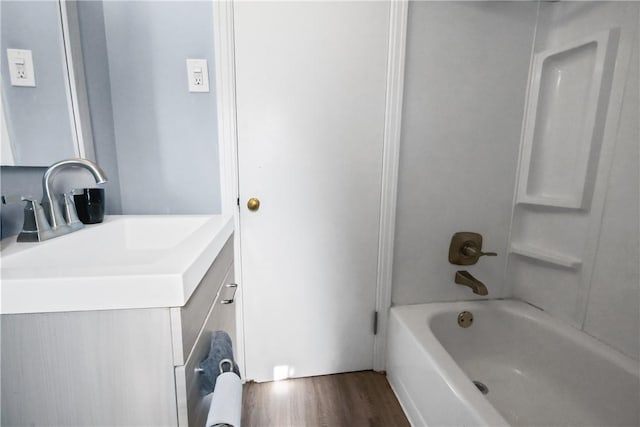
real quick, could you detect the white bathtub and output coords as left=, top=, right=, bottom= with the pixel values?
left=386, top=300, right=640, bottom=426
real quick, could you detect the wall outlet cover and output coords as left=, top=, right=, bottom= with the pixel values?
left=7, top=49, right=36, bottom=87
left=186, top=58, right=209, bottom=93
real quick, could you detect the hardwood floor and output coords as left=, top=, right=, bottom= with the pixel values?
left=241, top=370, right=410, bottom=427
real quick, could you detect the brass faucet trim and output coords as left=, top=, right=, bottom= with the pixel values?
left=448, top=232, right=497, bottom=265
left=455, top=270, right=488, bottom=296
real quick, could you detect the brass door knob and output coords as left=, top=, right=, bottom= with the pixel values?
left=247, top=197, right=260, bottom=211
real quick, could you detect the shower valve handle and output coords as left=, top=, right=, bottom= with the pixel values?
left=449, top=232, right=496, bottom=265
left=461, top=242, right=497, bottom=258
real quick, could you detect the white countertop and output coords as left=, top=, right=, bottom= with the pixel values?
left=1, top=215, right=233, bottom=314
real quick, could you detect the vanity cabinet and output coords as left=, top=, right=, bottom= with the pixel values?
left=1, top=236, right=236, bottom=427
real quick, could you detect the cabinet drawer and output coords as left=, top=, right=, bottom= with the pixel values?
left=171, top=235, right=234, bottom=365
left=176, top=266, right=237, bottom=427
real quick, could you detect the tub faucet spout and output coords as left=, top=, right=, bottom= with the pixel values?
left=455, top=270, right=488, bottom=296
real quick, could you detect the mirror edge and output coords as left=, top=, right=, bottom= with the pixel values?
left=1, top=87, right=15, bottom=165
left=59, top=0, right=95, bottom=162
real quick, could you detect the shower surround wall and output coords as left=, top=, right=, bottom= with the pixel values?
left=507, top=1, right=639, bottom=360
left=393, top=1, right=638, bottom=362
left=392, top=1, right=538, bottom=304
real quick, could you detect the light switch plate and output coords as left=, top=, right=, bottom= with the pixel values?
left=7, top=49, right=36, bottom=87
left=186, top=58, right=209, bottom=93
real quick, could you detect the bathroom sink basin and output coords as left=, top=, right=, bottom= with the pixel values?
left=4, top=216, right=210, bottom=268
left=1, top=215, right=233, bottom=314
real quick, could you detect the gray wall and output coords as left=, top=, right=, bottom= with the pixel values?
left=1, top=1, right=76, bottom=165
left=0, top=1, right=119, bottom=239
left=1, top=1, right=222, bottom=239
left=1, top=1, right=123, bottom=239
left=102, top=1, right=221, bottom=215
left=77, top=0, right=122, bottom=215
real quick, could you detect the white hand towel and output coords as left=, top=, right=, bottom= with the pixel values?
left=206, top=371, right=242, bottom=427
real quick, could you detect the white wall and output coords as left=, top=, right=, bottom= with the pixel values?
left=508, top=2, right=639, bottom=360
left=392, top=1, right=538, bottom=305
left=585, top=36, right=639, bottom=359
left=393, top=2, right=638, bottom=361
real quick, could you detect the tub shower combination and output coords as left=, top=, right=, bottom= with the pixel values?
left=387, top=232, right=636, bottom=426
left=386, top=300, right=639, bottom=426
left=385, top=2, right=639, bottom=424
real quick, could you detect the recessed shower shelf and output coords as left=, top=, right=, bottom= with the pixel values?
left=516, top=199, right=585, bottom=211
left=515, top=29, right=616, bottom=210
left=509, top=243, right=582, bottom=269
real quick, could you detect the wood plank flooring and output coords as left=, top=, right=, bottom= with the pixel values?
left=241, top=370, right=410, bottom=427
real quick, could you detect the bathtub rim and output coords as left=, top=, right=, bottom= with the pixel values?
left=388, top=298, right=639, bottom=426
left=389, top=301, right=509, bottom=426
left=402, top=299, right=639, bottom=377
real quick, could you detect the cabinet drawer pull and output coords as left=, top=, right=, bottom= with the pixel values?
left=221, top=283, right=238, bottom=304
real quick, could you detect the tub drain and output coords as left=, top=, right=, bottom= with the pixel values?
left=457, top=311, right=473, bottom=328
left=473, top=381, right=489, bottom=395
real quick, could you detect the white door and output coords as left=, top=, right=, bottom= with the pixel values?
left=235, top=1, right=390, bottom=382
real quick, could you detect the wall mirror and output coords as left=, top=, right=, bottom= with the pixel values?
left=1, top=0, right=94, bottom=166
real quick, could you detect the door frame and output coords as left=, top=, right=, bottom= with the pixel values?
left=212, top=0, right=245, bottom=376
left=212, top=0, right=408, bottom=376
left=374, top=0, right=408, bottom=371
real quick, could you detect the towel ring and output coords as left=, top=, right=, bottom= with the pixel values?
left=194, top=359, right=234, bottom=375
left=219, top=358, right=234, bottom=374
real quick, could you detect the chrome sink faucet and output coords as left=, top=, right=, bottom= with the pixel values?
left=41, top=158, right=108, bottom=236
left=2, top=158, right=108, bottom=242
